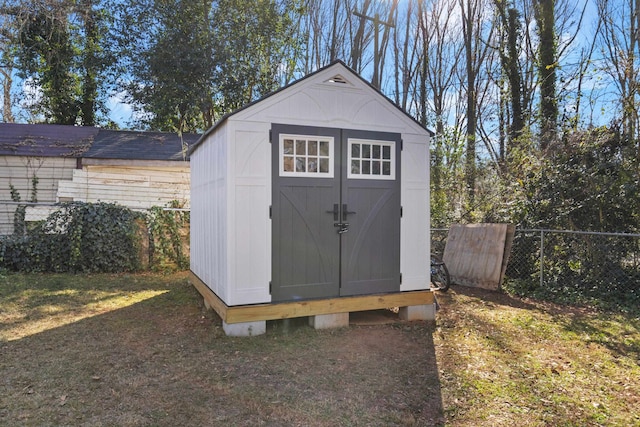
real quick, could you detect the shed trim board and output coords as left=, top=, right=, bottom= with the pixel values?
left=190, top=61, right=431, bottom=314
left=190, top=271, right=434, bottom=324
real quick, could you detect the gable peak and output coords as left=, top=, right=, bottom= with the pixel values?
left=324, top=74, right=352, bottom=86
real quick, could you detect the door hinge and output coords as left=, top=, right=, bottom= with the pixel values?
left=269, top=281, right=272, bottom=294
left=269, top=129, right=272, bottom=143
left=400, top=206, right=403, bottom=217
left=400, top=139, right=403, bottom=151
left=400, top=273, right=403, bottom=284
left=269, top=205, right=272, bottom=219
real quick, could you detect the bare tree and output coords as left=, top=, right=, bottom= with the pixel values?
left=533, top=0, right=558, bottom=148
left=301, top=0, right=352, bottom=72
left=0, top=0, right=20, bottom=122
left=596, top=0, right=640, bottom=146
left=392, top=1, right=431, bottom=116
left=459, top=0, right=496, bottom=204
left=494, top=1, right=525, bottom=148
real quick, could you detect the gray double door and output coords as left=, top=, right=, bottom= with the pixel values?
left=271, top=124, right=401, bottom=302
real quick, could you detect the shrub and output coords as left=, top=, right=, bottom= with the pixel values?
left=0, top=202, right=143, bottom=273
left=147, top=201, right=190, bottom=271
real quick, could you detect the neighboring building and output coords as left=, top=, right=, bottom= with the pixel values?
left=0, top=123, right=198, bottom=235
left=57, top=129, right=194, bottom=209
left=189, top=61, right=433, bottom=336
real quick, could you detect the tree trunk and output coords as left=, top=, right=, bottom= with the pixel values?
left=1, top=67, right=15, bottom=123
left=535, top=0, right=558, bottom=150
left=81, top=0, right=98, bottom=126
left=461, top=0, right=477, bottom=204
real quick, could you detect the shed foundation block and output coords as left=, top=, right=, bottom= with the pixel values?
left=399, top=304, right=436, bottom=321
left=309, top=312, right=349, bottom=330
left=222, top=320, right=266, bottom=337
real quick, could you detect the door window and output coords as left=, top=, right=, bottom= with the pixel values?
left=347, top=138, right=396, bottom=180
left=279, top=134, right=334, bottom=178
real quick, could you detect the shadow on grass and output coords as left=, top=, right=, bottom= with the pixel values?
left=443, top=283, right=640, bottom=364
left=0, top=274, right=444, bottom=426
left=0, top=273, right=184, bottom=340
left=560, top=314, right=640, bottom=362
left=433, top=284, right=640, bottom=426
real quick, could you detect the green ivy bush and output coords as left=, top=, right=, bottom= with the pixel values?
left=0, top=202, right=144, bottom=273
left=0, top=201, right=192, bottom=273
left=147, top=201, right=190, bottom=271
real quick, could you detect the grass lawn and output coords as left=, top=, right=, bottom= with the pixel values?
left=0, top=272, right=638, bottom=426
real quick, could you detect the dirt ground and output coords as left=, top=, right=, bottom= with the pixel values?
left=2, top=272, right=638, bottom=426
left=0, top=273, right=444, bottom=426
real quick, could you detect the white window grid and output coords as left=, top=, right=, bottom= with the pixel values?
left=347, top=138, right=396, bottom=180
left=279, top=134, right=334, bottom=178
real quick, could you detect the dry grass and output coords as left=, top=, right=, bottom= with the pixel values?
left=435, top=287, right=640, bottom=426
left=0, top=272, right=442, bottom=426
left=0, top=272, right=638, bottom=426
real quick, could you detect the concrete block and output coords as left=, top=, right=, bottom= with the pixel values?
left=309, top=312, right=349, bottom=330
left=399, top=304, right=436, bottom=321
left=222, top=320, right=266, bottom=337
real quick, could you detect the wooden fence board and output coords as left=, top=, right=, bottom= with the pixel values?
left=443, top=223, right=515, bottom=290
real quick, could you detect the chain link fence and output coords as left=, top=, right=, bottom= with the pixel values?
left=432, top=228, right=640, bottom=311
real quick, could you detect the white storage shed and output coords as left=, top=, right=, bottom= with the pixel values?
left=189, top=61, right=434, bottom=336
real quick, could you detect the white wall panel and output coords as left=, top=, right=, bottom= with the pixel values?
left=400, top=134, right=430, bottom=291
left=226, top=123, right=271, bottom=305
left=190, top=124, right=229, bottom=303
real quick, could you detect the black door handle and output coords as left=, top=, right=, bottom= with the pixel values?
left=342, top=204, right=356, bottom=221
left=326, top=204, right=339, bottom=221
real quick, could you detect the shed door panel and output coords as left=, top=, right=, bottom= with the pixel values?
left=271, top=124, right=401, bottom=302
left=340, top=130, right=401, bottom=296
left=272, top=181, right=340, bottom=301
left=271, top=124, right=341, bottom=302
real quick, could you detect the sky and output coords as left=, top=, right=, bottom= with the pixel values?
left=2, top=0, right=633, bottom=133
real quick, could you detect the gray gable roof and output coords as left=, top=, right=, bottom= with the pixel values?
left=0, top=123, right=199, bottom=161
left=0, top=123, right=97, bottom=157
left=86, top=129, right=198, bottom=161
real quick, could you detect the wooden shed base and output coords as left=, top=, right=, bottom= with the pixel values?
left=189, top=271, right=435, bottom=325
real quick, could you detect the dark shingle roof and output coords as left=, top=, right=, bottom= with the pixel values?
left=0, top=123, right=97, bottom=157
left=0, top=123, right=199, bottom=161
left=86, top=129, right=199, bottom=161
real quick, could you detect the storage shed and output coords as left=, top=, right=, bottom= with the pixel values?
left=189, top=61, right=434, bottom=336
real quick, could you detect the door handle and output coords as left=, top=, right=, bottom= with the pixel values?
left=326, top=204, right=339, bottom=221
left=342, top=204, right=356, bottom=221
